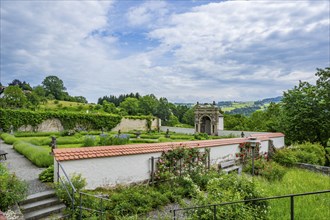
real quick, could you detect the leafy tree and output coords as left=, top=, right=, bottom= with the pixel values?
left=167, top=114, right=180, bottom=126
left=182, top=107, right=195, bottom=126
left=281, top=67, right=330, bottom=146
left=42, top=75, right=66, bottom=100
left=2, top=85, right=27, bottom=108
left=155, top=97, right=171, bottom=123
left=119, top=97, right=140, bottom=115
left=33, top=85, right=46, bottom=97
left=102, top=100, right=117, bottom=114
left=26, top=91, right=41, bottom=110
left=8, top=79, right=32, bottom=91
left=223, top=114, right=248, bottom=131
left=74, top=96, right=88, bottom=104
left=139, top=94, right=158, bottom=115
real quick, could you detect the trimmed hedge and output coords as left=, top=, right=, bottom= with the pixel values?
left=0, top=133, right=18, bottom=144
left=0, top=109, right=122, bottom=132
left=13, top=141, right=53, bottom=167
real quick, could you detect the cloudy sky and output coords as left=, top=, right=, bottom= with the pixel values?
left=1, top=0, right=329, bottom=103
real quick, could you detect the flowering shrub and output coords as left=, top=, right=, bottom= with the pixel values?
left=154, top=146, right=209, bottom=181
left=236, top=142, right=260, bottom=163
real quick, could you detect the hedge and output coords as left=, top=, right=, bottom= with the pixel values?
left=13, top=141, right=53, bottom=167
left=0, top=109, right=122, bottom=132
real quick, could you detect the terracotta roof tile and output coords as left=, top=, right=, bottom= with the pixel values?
left=53, top=133, right=284, bottom=161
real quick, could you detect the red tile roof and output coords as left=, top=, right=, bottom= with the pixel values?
left=54, top=133, right=284, bottom=161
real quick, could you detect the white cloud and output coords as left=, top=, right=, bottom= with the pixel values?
left=126, top=1, right=169, bottom=27
left=1, top=0, right=329, bottom=103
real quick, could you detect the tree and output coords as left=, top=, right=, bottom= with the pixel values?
left=139, top=94, right=159, bottom=115
left=42, top=75, right=66, bottom=100
left=2, top=85, right=27, bottom=108
left=119, top=97, right=140, bottom=115
left=182, top=107, right=195, bottom=126
left=281, top=67, right=330, bottom=146
left=155, top=97, right=171, bottom=123
left=26, top=91, right=40, bottom=110
left=102, top=100, right=117, bottom=114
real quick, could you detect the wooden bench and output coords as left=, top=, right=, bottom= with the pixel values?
left=219, top=160, right=241, bottom=174
left=0, top=150, right=8, bottom=160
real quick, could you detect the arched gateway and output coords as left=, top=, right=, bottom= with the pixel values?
left=194, top=102, right=223, bottom=136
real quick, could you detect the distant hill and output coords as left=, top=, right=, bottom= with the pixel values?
left=217, top=96, right=283, bottom=115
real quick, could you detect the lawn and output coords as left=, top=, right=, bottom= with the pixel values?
left=255, top=168, right=330, bottom=220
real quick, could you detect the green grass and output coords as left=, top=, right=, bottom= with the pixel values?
left=255, top=168, right=330, bottom=220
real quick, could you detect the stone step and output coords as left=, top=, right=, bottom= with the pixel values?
left=20, top=197, right=61, bottom=213
left=23, top=204, right=66, bottom=220
left=20, top=190, right=56, bottom=205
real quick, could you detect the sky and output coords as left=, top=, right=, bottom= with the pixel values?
left=1, top=0, right=329, bottom=103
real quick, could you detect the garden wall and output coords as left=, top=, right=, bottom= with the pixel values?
left=112, top=118, right=160, bottom=132
left=159, top=126, right=269, bottom=137
left=54, top=133, right=285, bottom=189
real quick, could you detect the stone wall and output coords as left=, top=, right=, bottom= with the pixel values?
left=18, top=118, right=160, bottom=132
left=111, top=118, right=160, bottom=132
left=295, top=163, right=330, bottom=175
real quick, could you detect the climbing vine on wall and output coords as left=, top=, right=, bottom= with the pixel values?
left=155, top=146, right=210, bottom=181
left=0, top=109, right=122, bottom=131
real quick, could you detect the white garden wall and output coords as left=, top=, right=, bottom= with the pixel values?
left=55, top=134, right=285, bottom=189
left=56, top=152, right=162, bottom=189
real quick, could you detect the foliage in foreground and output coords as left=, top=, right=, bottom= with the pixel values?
left=189, top=174, right=268, bottom=220
left=39, top=165, right=54, bottom=182
left=0, top=163, right=28, bottom=211
left=255, top=168, right=330, bottom=220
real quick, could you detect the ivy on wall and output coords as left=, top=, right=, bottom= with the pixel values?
left=0, top=109, right=123, bottom=131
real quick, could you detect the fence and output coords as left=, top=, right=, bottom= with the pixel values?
left=57, top=161, right=108, bottom=219
left=171, top=190, right=330, bottom=220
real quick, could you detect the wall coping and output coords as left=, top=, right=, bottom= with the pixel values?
left=54, top=132, right=284, bottom=162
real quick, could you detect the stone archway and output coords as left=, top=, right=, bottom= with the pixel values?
left=200, top=115, right=211, bottom=135
left=194, top=102, right=222, bottom=136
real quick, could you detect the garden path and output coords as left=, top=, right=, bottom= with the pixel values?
left=0, top=139, right=52, bottom=195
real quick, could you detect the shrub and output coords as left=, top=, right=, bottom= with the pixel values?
left=83, top=135, right=96, bottom=147
left=57, top=136, right=83, bottom=145
left=244, top=159, right=287, bottom=181
left=55, top=173, right=87, bottom=207
left=129, top=139, right=158, bottom=144
left=14, top=131, right=60, bottom=137
left=273, top=142, right=326, bottom=166
left=0, top=133, right=18, bottom=144
left=107, top=185, right=169, bottom=218
left=0, top=163, right=28, bottom=211
left=189, top=174, right=268, bottom=220
left=39, top=165, right=54, bottom=182
left=194, top=133, right=209, bottom=140
left=13, top=141, right=53, bottom=167
left=272, top=148, right=297, bottom=166
left=296, top=142, right=325, bottom=165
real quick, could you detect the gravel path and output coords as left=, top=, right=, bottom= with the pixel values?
left=0, top=139, right=52, bottom=195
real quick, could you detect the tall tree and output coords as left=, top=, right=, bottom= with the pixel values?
left=2, top=85, right=27, bottom=108
left=281, top=67, right=330, bottom=146
left=119, top=97, right=140, bottom=115
left=42, top=75, right=66, bottom=100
